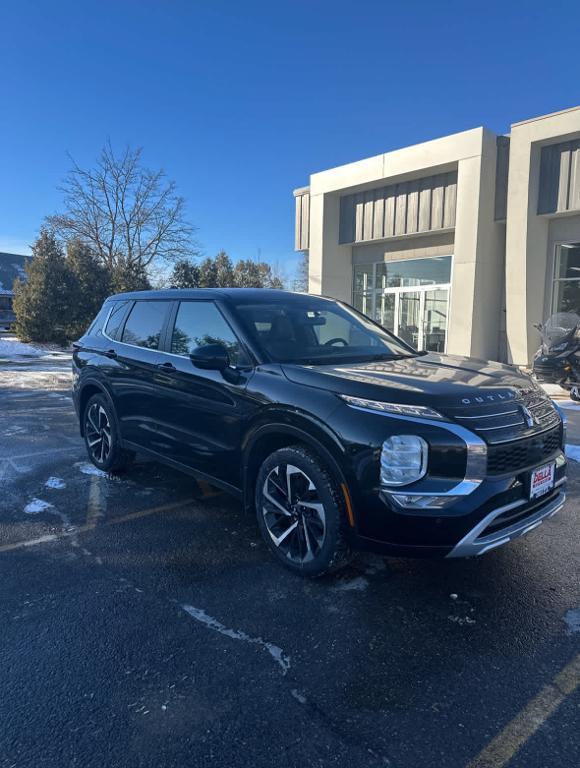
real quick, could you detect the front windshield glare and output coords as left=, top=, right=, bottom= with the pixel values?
left=235, top=300, right=415, bottom=364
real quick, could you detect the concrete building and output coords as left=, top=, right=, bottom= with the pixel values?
left=294, top=106, right=580, bottom=366
left=0, top=252, right=28, bottom=332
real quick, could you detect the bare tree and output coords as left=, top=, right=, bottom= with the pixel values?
left=293, top=251, right=309, bottom=292
left=47, top=141, right=197, bottom=273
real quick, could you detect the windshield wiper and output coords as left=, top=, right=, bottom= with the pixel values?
left=367, top=352, right=417, bottom=361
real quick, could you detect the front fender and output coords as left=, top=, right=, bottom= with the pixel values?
left=241, top=406, right=357, bottom=525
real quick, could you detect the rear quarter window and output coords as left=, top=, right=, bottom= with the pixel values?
left=104, top=300, right=132, bottom=340
left=85, top=304, right=111, bottom=337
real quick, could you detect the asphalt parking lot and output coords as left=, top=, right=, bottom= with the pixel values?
left=1, top=356, right=580, bottom=768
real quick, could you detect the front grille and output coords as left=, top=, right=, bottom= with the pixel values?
left=486, top=426, right=562, bottom=475
left=448, top=391, right=561, bottom=444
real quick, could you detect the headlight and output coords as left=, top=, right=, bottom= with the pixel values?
left=339, top=394, right=443, bottom=420
left=380, top=435, right=428, bottom=486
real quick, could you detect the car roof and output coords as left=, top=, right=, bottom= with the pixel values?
left=106, top=288, right=337, bottom=305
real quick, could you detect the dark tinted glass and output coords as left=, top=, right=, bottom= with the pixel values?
left=171, top=301, right=246, bottom=365
left=121, top=301, right=171, bottom=349
left=556, top=244, right=580, bottom=279
left=376, top=256, right=452, bottom=288
left=235, top=299, right=413, bottom=364
left=104, top=300, right=131, bottom=339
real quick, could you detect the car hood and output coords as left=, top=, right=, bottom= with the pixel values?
left=281, top=353, right=540, bottom=409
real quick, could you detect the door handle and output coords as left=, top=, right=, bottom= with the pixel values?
left=104, top=349, right=117, bottom=359
left=156, top=361, right=176, bottom=371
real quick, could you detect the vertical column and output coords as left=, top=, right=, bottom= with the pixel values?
left=308, top=192, right=352, bottom=302
left=505, top=137, right=549, bottom=365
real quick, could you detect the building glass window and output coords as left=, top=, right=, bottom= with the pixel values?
left=552, top=243, right=580, bottom=314
left=352, top=256, right=452, bottom=352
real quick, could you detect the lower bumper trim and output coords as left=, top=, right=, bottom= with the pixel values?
left=446, top=489, right=566, bottom=558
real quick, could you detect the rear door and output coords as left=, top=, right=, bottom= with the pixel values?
left=154, top=299, right=257, bottom=486
left=106, top=299, right=174, bottom=452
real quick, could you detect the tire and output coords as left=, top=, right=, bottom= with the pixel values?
left=570, top=385, right=580, bottom=402
left=82, top=393, right=133, bottom=473
left=255, top=445, right=351, bottom=577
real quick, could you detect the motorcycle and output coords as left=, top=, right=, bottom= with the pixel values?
left=532, top=312, right=580, bottom=400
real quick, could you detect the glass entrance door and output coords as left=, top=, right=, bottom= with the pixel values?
left=378, top=286, right=449, bottom=352
left=397, top=291, right=421, bottom=348
left=423, top=289, right=448, bottom=352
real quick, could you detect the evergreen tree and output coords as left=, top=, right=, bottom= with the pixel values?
left=233, top=259, right=265, bottom=288
left=64, top=239, right=109, bottom=338
left=169, top=252, right=283, bottom=291
left=13, top=230, right=78, bottom=344
left=214, top=250, right=235, bottom=287
left=197, top=256, right=219, bottom=287
left=169, top=258, right=201, bottom=288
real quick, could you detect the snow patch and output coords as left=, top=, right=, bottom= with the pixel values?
left=45, top=477, right=66, bottom=489
left=564, top=609, right=580, bottom=635
left=333, top=576, right=369, bottom=592
left=0, top=338, right=43, bottom=358
left=74, top=462, right=110, bottom=478
left=448, top=615, right=476, bottom=626
left=24, top=498, right=54, bottom=514
left=180, top=604, right=290, bottom=674
left=290, top=689, right=308, bottom=704
left=565, top=444, right=580, bottom=462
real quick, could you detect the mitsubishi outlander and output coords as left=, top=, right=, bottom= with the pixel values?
left=72, top=290, right=567, bottom=576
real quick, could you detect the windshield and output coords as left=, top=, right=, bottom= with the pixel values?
left=234, top=299, right=417, bottom=364
left=541, top=312, right=580, bottom=346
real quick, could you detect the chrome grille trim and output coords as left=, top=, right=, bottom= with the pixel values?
left=456, top=409, right=520, bottom=420
left=449, top=394, right=561, bottom=444
left=446, top=490, right=566, bottom=558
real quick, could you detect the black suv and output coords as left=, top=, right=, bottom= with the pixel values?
left=73, top=289, right=567, bottom=576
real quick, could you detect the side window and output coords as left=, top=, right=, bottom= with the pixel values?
left=121, top=301, right=172, bottom=350
left=171, top=301, right=248, bottom=366
left=85, top=303, right=111, bottom=337
left=104, top=300, right=132, bottom=340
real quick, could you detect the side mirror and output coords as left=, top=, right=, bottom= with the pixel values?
left=190, top=343, right=230, bottom=371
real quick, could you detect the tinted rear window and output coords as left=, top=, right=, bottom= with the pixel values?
left=121, top=301, right=172, bottom=350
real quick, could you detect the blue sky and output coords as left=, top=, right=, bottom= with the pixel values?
left=1, top=0, right=579, bottom=281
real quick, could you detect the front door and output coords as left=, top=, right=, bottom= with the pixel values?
left=377, top=286, right=449, bottom=352
left=153, top=300, right=257, bottom=486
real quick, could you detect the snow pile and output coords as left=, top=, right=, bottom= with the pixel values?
left=0, top=338, right=43, bottom=358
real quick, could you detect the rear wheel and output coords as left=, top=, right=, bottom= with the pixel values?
left=83, top=393, right=133, bottom=473
left=570, top=385, right=580, bottom=402
left=255, top=445, right=350, bottom=577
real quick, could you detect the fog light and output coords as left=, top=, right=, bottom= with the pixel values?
left=389, top=493, right=457, bottom=509
left=380, top=435, right=428, bottom=486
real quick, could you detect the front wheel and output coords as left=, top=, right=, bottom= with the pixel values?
left=255, top=445, right=351, bottom=577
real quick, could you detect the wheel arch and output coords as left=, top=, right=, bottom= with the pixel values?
left=78, top=379, right=117, bottom=436
left=242, top=416, right=355, bottom=526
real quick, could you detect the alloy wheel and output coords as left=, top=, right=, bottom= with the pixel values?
left=261, top=464, right=326, bottom=564
left=85, top=403, right=112, bottom=464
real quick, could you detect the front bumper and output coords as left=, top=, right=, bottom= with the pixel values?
left=446, top=482, right=566, bottom=558
left=347, top=448, right=567, bottom=558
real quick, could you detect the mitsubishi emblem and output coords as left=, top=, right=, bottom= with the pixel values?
left=521, top=405, right=536, bottom=428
